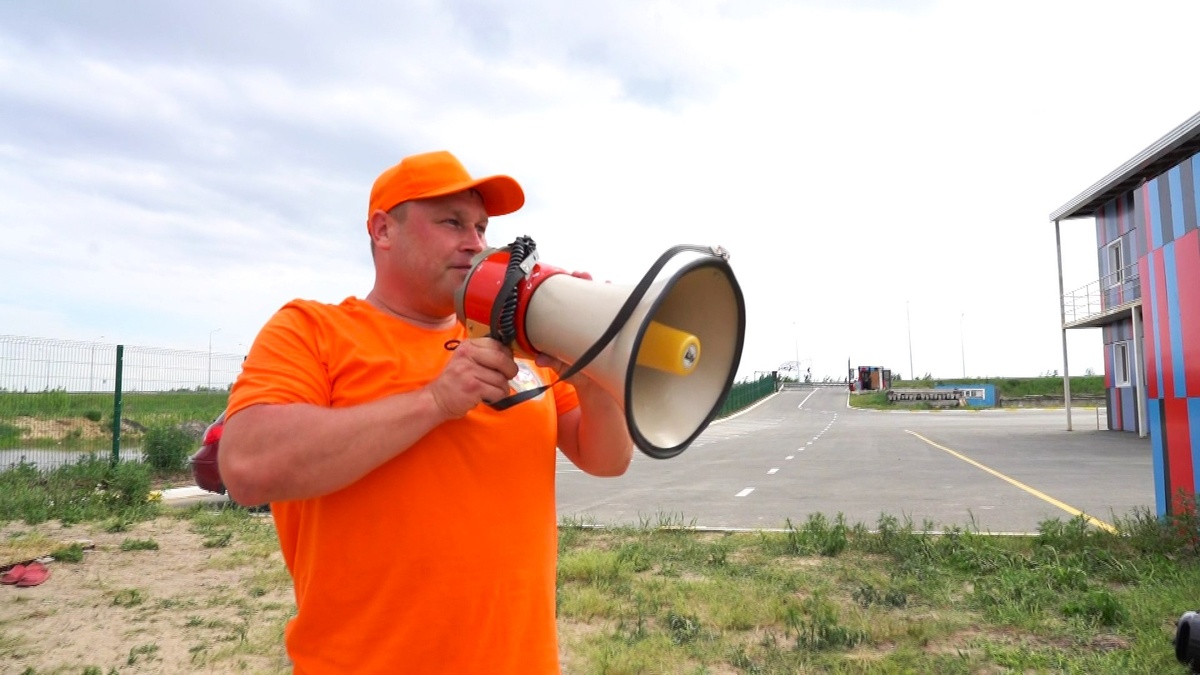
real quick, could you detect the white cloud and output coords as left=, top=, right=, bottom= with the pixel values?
left=1, top=0, right=1198, bottom=383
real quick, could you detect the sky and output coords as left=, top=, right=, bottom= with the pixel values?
left=2, top=0, right=1200, bottom=384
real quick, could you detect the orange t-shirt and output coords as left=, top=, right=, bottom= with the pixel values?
left=226, top=297, right=578, bottom=674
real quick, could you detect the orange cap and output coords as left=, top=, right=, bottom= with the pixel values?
left=367, top=151, right=525, bottom=222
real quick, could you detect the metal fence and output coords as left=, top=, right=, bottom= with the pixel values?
left=1, top=334, right=780, bottom=472
left=0, top=335, right=243, bottom=471
left=717, top=373, right=779, bottom=417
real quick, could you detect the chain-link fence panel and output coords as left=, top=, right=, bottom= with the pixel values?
left=0, top=336, right=243, bottom=471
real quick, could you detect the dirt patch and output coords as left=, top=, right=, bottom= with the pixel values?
left=0, top=516, right=293, bottom=674
left=8, top=416, right=149, bottom=442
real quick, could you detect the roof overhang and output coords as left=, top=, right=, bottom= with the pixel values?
left=1050, top=110, right=1200, bottom=222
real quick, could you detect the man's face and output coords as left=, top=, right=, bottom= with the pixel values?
left=384, top=189, right=490, bottom=315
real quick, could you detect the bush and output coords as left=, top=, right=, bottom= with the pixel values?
left=0, top=456, right=156, bottom=525
left=0, top=422, right=19, bottom=445
left=142, top=423, right=194, bottom=472
left=105, top=459, right=153, bottom=508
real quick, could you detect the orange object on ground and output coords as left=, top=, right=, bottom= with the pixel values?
left=15, top=562, right=49, bottom=587
left=227, top=297, right=578, bottom=674
left=0, top=564, right=26, bottom=584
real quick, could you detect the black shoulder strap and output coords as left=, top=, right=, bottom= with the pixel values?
left=488, top=244, right=719, bottom=411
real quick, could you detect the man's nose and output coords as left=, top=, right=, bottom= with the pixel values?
left=463, top=229, right=486, bottom=253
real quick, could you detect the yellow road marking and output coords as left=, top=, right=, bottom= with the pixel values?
left=905, top=430, right=1117, bottom=533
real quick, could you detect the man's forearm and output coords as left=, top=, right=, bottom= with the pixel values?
left=571, top=381, right=633, bottom=477
left=219, top=389, right=450, bottom=505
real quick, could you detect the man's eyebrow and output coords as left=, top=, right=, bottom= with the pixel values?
left=444, top=205, right=489, bottom=227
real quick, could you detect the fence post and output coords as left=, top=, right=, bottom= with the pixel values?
left=110, top=345, right=124, bottom=467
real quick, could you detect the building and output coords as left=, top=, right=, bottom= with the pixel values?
left=1050, top=110, right=1200, bottom=516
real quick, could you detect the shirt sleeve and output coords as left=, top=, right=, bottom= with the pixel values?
left=550, top=373, right=580, bottom=417
left=226, top=300, right=333, bottom=420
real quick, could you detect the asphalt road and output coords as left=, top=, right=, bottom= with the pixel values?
left=555, top=386, right=1155, bottom=534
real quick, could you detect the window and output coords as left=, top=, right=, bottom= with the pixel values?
left=1106, top=239, right=1124, bottom=288
left=1113, top=341, right=1130, bottom=387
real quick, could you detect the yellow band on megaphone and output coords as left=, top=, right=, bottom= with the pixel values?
left=636, top=321, right=701, bottom=375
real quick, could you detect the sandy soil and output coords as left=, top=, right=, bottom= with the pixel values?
left=8, top=416, right=149, bottom=443
left=0, top=516, right=294, bottom=674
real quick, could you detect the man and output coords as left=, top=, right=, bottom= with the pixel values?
left=219, top=150, right=633, bottom=674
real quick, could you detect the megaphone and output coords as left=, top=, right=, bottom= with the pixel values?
left=454, top=236, right=746, bottom=460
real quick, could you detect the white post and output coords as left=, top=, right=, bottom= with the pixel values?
left=1132, top=305, right=1147, bottom=438
left=1055, top=220, right=1073, bottom=431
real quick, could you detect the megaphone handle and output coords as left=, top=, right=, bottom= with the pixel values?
left=487, top=244, right=721, bottom=411
left=489, top=236, right=537, bottom=345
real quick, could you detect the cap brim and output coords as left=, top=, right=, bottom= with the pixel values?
left=419, top=174, right=525, bottom=217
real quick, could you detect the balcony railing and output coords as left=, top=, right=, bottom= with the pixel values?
left=1062, top=264, right=1141, bottom=326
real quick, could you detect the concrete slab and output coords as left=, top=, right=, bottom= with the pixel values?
left=157, top=485, right=229, bottom=507
left=555, top=387, right=1154, bottom=534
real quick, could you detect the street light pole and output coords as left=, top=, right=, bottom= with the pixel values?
left=208, top=328, right=222, bottom=390
left=906, top=301, right=915, bottom=380
left=960, top=313, right=966, bottom=379
left=793, top=322, right=800, bottom=383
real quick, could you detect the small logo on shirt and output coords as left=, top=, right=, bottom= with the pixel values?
left=509, top=361, right=545, bottom=400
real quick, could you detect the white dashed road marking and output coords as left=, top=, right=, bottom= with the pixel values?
left=736, top=488, right=755, bottom=497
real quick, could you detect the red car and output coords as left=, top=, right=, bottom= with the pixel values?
left=189, top=411, right=226, bottom=494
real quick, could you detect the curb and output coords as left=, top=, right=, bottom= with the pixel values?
left=153, top=486, right=230, bottom=508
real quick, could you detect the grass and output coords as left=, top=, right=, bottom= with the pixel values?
left=1, top=462, right=1199, bottom=672
left=0, top=389, right=227, bottom=451
left=0, top=455, right=160, bottom=526
left=0, top=472, right=296, bottom=674
left=0, top=390, right=228, bottom=420
left=555, top=509, right=1200, bottom=674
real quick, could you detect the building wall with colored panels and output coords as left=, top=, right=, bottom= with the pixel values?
left=1127, top=152, right=1200, bottom=515
left=1095, top=192, right=1143, bottom=311
left=1101, top=319, right=1139, bottom=432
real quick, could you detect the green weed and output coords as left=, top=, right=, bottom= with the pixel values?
left=112, top=588, right=145, bottom=608
left=0, top=455, right=157, bottom=525
left=120, top=538, right=160, bottom=551
left=48, top=542, right=86, bottom=562
left=127, top=643, right=159, bottom=665
left=142, top=423, right=193, bottom=472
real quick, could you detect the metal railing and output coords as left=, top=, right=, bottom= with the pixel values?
left=717, top=373, right=778, bottom=417
left=1062, top=264, right=1141, bottom=325
left=0, top=335, right=244, bottom=471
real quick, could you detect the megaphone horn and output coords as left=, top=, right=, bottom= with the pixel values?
left=454, top=236, right=747, bottom=460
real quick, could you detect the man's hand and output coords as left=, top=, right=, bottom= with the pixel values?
left=428, top=338, right=519, bottom=419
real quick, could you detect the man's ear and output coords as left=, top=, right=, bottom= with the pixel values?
left=367, top=210, right=392, bottom=249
